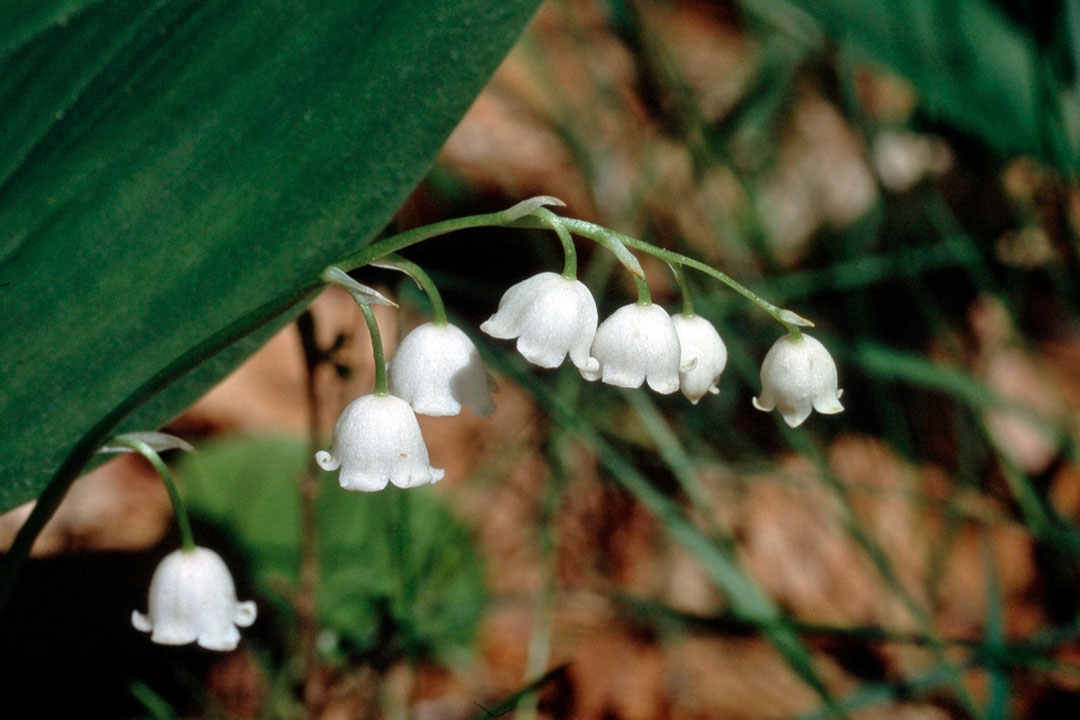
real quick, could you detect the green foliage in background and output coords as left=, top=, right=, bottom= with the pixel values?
left=0, top=0, right=542, bottom=514
left=180, top=436, right=487, bottom=661
left=772, top=0, right=1080, bottom=169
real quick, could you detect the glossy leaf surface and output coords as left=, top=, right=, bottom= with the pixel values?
left=0, top=0, right=541, bottom=512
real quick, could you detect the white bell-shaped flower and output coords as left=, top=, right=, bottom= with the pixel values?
left=388, top=322, right=495, bottom=418
left=752, top=333, right=844, bottom=427
left=316, top=393, right=444, bottom=491
left=481, top=272, right=599, bottom=375
left=582, top=303, right=681, bottom=393
left=132, top=547, right=257, bottom=652
left=671, top=313, right=728, bottom=404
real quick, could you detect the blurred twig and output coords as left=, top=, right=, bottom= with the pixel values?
left=295, top=310, right=326, bottom=693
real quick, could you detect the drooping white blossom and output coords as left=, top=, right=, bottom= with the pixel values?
left=671, top=313, right=727, bottom=404
left=582, top=303, right=681, bottom=394
left=388, top=322, right=495, bottom=418
left=132, top=547, right=257, bottom=652
left=315, top=393, right=444, bottom=491
left=481, top=272, right=599, bottom=374
left=752, top=333, right=844, bottom=427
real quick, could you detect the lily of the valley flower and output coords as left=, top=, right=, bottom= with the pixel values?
left=316, top=394, right=444, bottom=491
left=481, top=272, right=599, bottom=375
left=752, top=333, right=844, bottom=427
left=132, top=547, right=257, bottom=651
left=389, top=322, right=496, bottom=418
left=582, top=303, right=681, bottom=393
left=671, top=314, right=727, bottom=404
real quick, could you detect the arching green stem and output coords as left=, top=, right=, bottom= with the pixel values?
left=334, top=201, right=563, bottom=271
left=670, top=263, right=695, bottom=317
left=532, top=207, right=578, bottom=279
left=358, top=303, right=388, bottom=396
left=634, top=275, right=652, bottom=306
left=374, top=254, right=447, bottom=326
left=113, top=436, right=195, bottom=552
left=512, top=216, right=809, bottom=337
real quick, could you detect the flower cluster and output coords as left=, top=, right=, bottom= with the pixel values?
left=478, top=272, right=842, bottom=426
left=482, top=274, right=726, bottom=401
left=101, top=203, right=845, bottom=658
left=315, top=321, right=501, bottom=492
left=314, top=270, right=843, bottom=501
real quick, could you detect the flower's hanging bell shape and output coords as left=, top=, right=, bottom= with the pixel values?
left=671, top=313, right=727, bottom=403
left=753, top=333, right=844, bottom=427
left=388, top=322, right=495, bottom=418
left=132, top=547, right=257, bottom=651
left=481, top=272, right=599, bottom=375
left=582, top=303, right=681, bottom=393
left=316, top=394, right=444, bottom=491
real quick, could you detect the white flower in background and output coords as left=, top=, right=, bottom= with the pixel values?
left=316, top=394, right=444, bottom=491
left=481, top=272, right=599, bottom=375
left=583, top=303, right=681, bottom=393
left=671, top=314, right=727, bottom=404
left=131, top=547, right=257, bottom=652
left=871, top=129, right=952, bottom=193
left=388, top=322, right=496, bottom=418
left=752, top=333, right=844, bottom=427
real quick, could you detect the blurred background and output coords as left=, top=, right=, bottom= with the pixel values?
left=4, top=0, right=1080, bottom=717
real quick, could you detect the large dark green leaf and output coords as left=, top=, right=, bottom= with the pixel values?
left=0, top=0, right=541, bottom=513
left=0, top=0, right=158, bottom=185
left=0, top=0, right=108, bottom=57
left=775, top=0, right=1079, bottom=169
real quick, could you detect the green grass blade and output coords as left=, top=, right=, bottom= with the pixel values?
left=469, top=665, right=570, bottom=720
left=983, top=532, right=1010, bottom=720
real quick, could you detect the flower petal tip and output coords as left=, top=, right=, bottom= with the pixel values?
left=235, top=601, right=258, bottom=627
left=479, top=318, right=507, bottom=339
left=781, top=414, right=807, bottom=428
left=315, top=450, right=340, bottom=471
left=648, top=378, right=680, bottom=395
left=132, top=610, right=152, bottom=633
left=813, top=395, right=845, bottom=415
left=580, top=360, right=601, bottom=381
